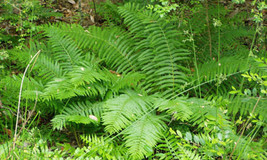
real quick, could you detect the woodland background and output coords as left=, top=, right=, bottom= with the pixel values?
left=0, top=0, right=266, bottom=159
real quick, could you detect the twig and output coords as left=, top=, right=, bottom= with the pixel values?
left=12, top=50, right=41, bottom=150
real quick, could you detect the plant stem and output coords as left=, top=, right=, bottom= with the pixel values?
left=12, top=50, right=41, bottom=150
left=189, top=24, right=202, bottom=98
left=92, top=0, right=97, bottom=23
left=204, top=0, right=212, bottom=58
left=79, top=0, right=83, bottom=25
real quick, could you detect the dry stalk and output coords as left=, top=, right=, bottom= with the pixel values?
left=11, top=50, right=41, bottom=152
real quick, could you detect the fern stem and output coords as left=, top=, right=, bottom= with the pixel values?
left=73, top=127, right=82, bottom=148
left=189, top=24, right=201, bottom=98
left=204, top=0, right=212, bottom=58
left=216, top=0, right=221, bottom=128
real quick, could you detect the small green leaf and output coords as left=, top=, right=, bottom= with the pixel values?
left=217, top=133, right=223, bottom=141
left=185, top=132, right=192, bottom=141
left=176, top=130, right=183, bottom=138
left=194, top=135, right=200, bottom=144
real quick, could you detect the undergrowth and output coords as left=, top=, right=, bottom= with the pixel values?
left=0, top=0, right=266, bottom=159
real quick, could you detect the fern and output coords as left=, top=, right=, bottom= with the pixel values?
left=102, top=90, right=168, bottom=159
left=186, top=98, right=231, bottom=130
left=52, top=101, right=103, bottom=130
left=44, top=26, right=84, bottom=72
left=157, top=97, right=193, bottom=122
left=45, top=23, right=137, bottom=74
left=80, top=134, right=129, bottom=159
left=119, top=3, right=191, bottom=98
left=155, top=131, right=202, bottom=160
left=124, top=113, right=166, bottom=159
left=43, top=3, right=190, bottom=98
left=227, top=95, right=267, bottom=119
left=103, top=91, right=153, bottom=134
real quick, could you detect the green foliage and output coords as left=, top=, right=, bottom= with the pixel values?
left=154, top=131, right=202, bottom=159
left=103, top=91, right=167, bottom=159
left=119, top=3, right=190, bottom=98
left=80, top=134, right=128, bottom=159
left=147, top=0, right=179, bottom=18
left=0, top=1, right=266, bottom=159
left=0, top=50, right=9, bottom=69
left=0, top=128, right=68, bottom=159
left=0, top=0, right=62, bottom=48
left=52, top=101, right=103, bottom=130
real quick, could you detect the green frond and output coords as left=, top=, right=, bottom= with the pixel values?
left=105, top=71, right=145, bottom=92
left=155, top=131, right=202, bottom=160
left=195, top=54, right=249, bottom=83
left=191, top=54, right=263, bottom=96
left=102, top=90, right=168, bottom=159
left=80, top=134, right=129, bottom=159
left=0, top=74, right=44, bottom=101
left=41, top=65, right=108, bottom=100
left=118, top=3, right=148, bottom=37
left=52, top=101, right=103, bottom=130
left=49, top=24, right=137, bottom=74
left=155, top=132, right=180, bottom=159
left=44, top=25, right=84, bottom=72
left=186, top=98, right=231, bottom=130
left=123, top=113, right=166, bottom=159
left=157, top=97, right=193, bottom=122
left=227, top=95, right=267, bottom=119
left=178, top=146, right=201, bottom=160
left=103, top=91, right=152, bottom=134
left=119, top=3, right=190, bottom=98
left=35, top=55, right=64, bottom=81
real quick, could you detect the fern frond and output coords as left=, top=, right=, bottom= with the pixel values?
left=106, top=70, right=145, bottom=93
left=155, top=131, right=202, bottom=160
left=190, top=54, right=263, bottom=96
left=35, top=55, right=64, bottom=81
left=48, top=24, right=137, bottom=74
left=123, top=113, right=166, bottom=159
left=227, top=95, right=267, bottom=119
left=155, top=132, right=180, bottom=159
left=118, top=3, right=147, bottom=38
left=44, top=25, right=84, bottom=72
left=178, top=146, right=201, bottom=160
left=102, top=90, right=168, bottom=159
left=157, top=97, right=193, bottom=122
left=103, top=91, right=152, bottom=134
left=186, top=98, right=231, bottom=130
left=119, top=3, right=190, bottom=98
left=52, top=101, right=103, bottom=130
left=42, top=65, right=108, bottom=100
left=195, top=54, right=249, bottom=83
left=80, top=134, right=129, bottom=159
left=0, top=74, right=44, bottom=101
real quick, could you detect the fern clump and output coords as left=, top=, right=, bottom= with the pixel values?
left=1, top=1, right=265, bottom=159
